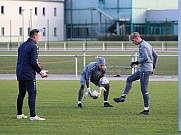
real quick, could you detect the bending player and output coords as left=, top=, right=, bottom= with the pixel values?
left=77, top=57, right=113, bottom=108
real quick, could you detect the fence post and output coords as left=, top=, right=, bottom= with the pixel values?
left=162, top=42, right=164, bottom=51
left=64, top=42, right=66, bottom=50
left=121, top=42, right=124, bottom=50
left=131, top=52, right=138, bottom=74
left=7, top=43, right=10, bottom=50
left=45, top=42, right=47, bottom=51
left=131, top=55, right=134, bottom=74
left=103, top=42, right=105, bottom=50
left=75, top=55, right=78, bottom=80
left=83, top=42, right=85, bottom=50
left=83, top=51, right=86, bottom=67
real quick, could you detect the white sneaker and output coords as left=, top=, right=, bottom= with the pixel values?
left=30, top=115, right=45, bottom=121
left=16, top=114, right=27, bottom=119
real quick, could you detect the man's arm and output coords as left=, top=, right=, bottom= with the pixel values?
left=138, top=47, right=149, bottom=64
left=85, top=63, right=96, bottom=88
left=30, top=45, right=42, bottom=73
left=152, top=48, right=158, bottom=66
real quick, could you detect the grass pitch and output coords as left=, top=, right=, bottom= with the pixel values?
left=0, top=80, right=178, bottom=135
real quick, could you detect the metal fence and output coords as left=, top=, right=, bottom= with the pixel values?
left=0, top=50, right=178, bottom=79
left=0, top=41, right=178, bottom=51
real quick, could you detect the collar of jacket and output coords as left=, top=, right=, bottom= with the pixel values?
left=27, top=38, right=37, bottom=44
left=139, top=39, right=144, bottom=45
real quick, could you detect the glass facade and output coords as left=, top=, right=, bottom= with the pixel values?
left=65, top=0, right=178, bottom=39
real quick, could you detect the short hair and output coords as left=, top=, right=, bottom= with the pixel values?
left=29, top=29, right=39, bottom=38
left=129, top=32, right=141, bottom=41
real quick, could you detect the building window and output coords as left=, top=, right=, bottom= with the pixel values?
left=28, top=27, right=31, bottom=35
left=42, top=27, right=46, bottom=36
left=43, top=7, right=45, bottom=16
left=1, top=27, right=5, bottom=36
left=98, top=0, right=105, bottom=9
left=19, top=27, right=23, bottom=36
left=1, top=6, right=4, bottom=14
left=19, top=7, right=22, bottom=15
left=35, top=7, right=38, bottom=15
left=54, top=28, right=57, bottom=36
left=54, top=8, right=57, bottom=16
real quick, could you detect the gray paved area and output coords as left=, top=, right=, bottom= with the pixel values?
left=0, top=74, right=178, bottom=81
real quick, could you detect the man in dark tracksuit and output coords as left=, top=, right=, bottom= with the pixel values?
left=114, top=32, right=158, bottom=115
left=16, top=29, right=48, bottom=121
left=78, top=57, right=113, bottom=108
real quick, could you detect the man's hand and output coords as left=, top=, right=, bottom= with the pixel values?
left=130, top=61, right=139, bottom=68
left=83, top=88, right=91, bottom=99
left=98, top=87, right=106, bottom=92
left=40, top=70, right=48, bottom=78
left=152, top=64, right=156, bottom=75
left=38, top=62, right=44, bottom=69
left=153, top=64, right=156, bottom=69
left=97, top=87, right=106, bottom=97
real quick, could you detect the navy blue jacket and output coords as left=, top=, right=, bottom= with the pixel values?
left=16, top=38, right=42, bottom=81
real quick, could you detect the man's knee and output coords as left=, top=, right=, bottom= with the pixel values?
left=141, top=89, right=148, bottom=95
left=104, top=84, right=110, bottom=90
left=126, top=76, right=133, bottom=83
left=17, top=94, right=25, bottom=100
left=80, top=85, right=85, bottom=89
left=28, top=90, right=36, bottom=98
left=79, top=84, right=85, bottom=93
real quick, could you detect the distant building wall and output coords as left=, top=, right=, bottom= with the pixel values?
left=0, top=0, right=64, bottom=42
left=132, top=0, right=178, bottom=23
left=147, top=9, right=178, bottom=22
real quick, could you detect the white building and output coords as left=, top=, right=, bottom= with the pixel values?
left=0, top=0, right=64, bottom=42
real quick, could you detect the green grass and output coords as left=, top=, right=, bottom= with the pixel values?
left=0, top=80, right=178, bottom=135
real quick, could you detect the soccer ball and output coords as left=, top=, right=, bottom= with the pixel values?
left=91, top=90, right=99, bottom=99
left=99, top=77, right=109, bottom=86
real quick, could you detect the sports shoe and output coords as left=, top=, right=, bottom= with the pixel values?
left=138, top=110, right=150, bottom=115
left=30, top=115, right=45, bottom=121
left=113, top=96, right=126, bottom=103
left=16, top=114, right=27, bottom=119
left=104, top=102, right=113, bottom=107
left=78, top=103, right=83, bottom=108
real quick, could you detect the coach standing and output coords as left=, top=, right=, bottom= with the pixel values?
left=16, top=29, right=48, bottom=120
left=114, top=32, right=158, bottom=115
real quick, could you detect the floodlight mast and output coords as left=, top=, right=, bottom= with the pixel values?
left=178, top=0, right=181, bottom=132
